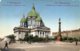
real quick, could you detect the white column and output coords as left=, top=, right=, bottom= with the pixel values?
left=41, top=32, right=43, bottom=37
left=39, top=31, right=40, bottom=37
left=15, top=32, right=19, bottom=40
left=43, top=32, right=45, bottom=37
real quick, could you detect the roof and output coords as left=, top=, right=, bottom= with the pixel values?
left=36, top=15, right=41, bottom=21
left=20, top=17, right=27, bottom=23
left=27, top=5, right=42, bottom=21
left=27, top=5, right=39, bottom=17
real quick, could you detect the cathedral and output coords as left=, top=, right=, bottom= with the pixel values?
left=13, top=5, right=50, bottom=40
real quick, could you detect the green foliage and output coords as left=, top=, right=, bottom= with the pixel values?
left=23, top=33, right=54, bottom=43
left=79, top=37, right=80, bottom=41
left=61, top=36, right=80, bottom=42
left=6, top=34, right=16, bottom=43
left=24, top=34, right=29, bottom=41
left=62, top=37, right=67, bottom=41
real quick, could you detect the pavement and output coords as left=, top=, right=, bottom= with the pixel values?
left=0, top=41, right=80, bottom=51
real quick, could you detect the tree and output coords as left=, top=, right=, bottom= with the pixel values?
left=24, top=33, right=29, bottom=41
left=6, top=34, right=16, bottom=43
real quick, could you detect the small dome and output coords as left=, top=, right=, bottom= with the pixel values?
left=27, top=5, right=39, bottom=17
left=20, top=17, right=27, bottom=23
left=36, top=15, right=41, bottom=21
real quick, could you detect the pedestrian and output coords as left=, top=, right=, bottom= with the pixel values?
left=4, top=41, right=8, bottom=49
left=75, top=39, right=78, bottom=46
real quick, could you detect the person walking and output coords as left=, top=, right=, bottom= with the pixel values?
left=75, top=39, right=78, bottom=46
left=4, top=41, right=8, bottom=49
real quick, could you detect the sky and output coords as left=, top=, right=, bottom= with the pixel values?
left=0, top=0, right=80, bottom=38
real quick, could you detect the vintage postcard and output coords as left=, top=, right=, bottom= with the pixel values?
left=0, top=0, right=80, bottom=51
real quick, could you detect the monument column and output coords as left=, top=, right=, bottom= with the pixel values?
left=57, top=18, right=62, bottom=41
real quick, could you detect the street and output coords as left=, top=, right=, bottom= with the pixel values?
left=0, top=41, right=80, bottom=51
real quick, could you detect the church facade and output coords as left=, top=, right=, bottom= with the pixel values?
left=13, top=5, right=50, bottom=40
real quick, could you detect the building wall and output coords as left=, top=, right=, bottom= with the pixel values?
left=14, top=30, right=50, bottom=40
left=14, top=31, right=26, bottom=40
left=14, top=32, right=19, bottom=40
left=29, top=31, right=50, bottom=38
left=19, top=32, right=25, bottom=39
left=52, top=29, right=80, bottom=38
